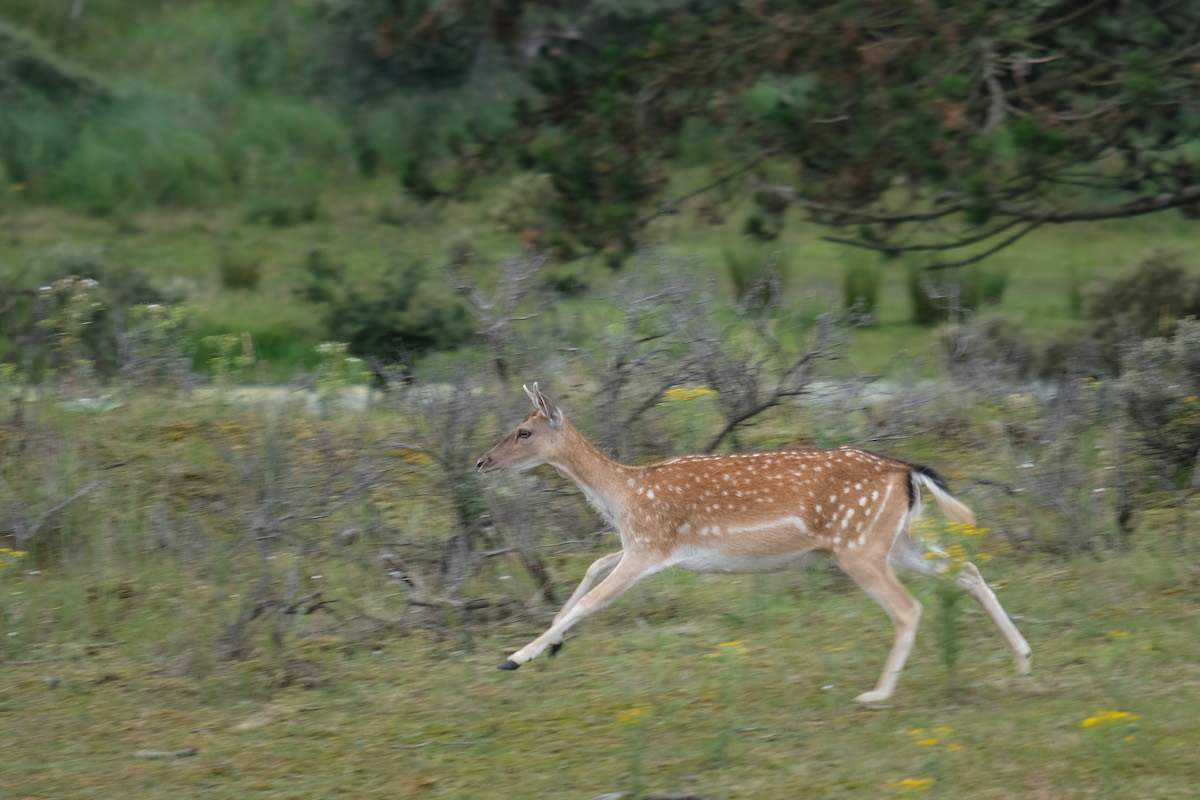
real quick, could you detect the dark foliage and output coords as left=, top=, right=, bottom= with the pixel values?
left=1041, top=251, right=1200, bottom=376
left=429, top=0, right=1200, bottom=263
left=295, top=248, right=474, bottom=359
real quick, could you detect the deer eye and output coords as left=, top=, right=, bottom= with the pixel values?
left=517, top=429, right=532, bottom=439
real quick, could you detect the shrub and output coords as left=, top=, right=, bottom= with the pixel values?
left=1083, top=250, right=1200, bottom=365
left=723, top=245, right=785, bottom=309
left=0, top=245, right=165, bottom=381
left=938, top=315, right=1035, bottom=378
left=216, top=244, right=263, bottom=291
left=909, top=263, right=1007, bottom=326
left=843, top=259, right=882, bottom=323
left=1115, top=317, right=1200, bottom=492
left=296, top=249, right=474, bottom=360
left=1040, top=250, right=1200, bottom=377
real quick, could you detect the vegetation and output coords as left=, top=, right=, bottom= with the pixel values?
left=474, top=0, right=1200, bottom=263
left=2, top=6, right=1200, bottom=796
left=4, top=297, right=1200, bottom=795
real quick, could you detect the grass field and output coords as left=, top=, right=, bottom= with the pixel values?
left=5, top=546, right=1199, bottom=799
left=4, top=175, right=1198, bottom=376
left=5, top=6, right=1200, bottom=797
left=2, top=382, right=1199, bottom=799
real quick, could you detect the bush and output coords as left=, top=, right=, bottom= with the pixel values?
left=909, top=263, right=1007, bottom=326
left=1115, top=317, right=1200, bottom=491
left=0, top=245, right=166, bottom=380
left=843, top=259, right=882, bottom=322
left=1040, top=250, right=1200, bottom=377
left=938, top=315, right=1035, bottom=378
left=296, top=249, right=474, bottom=360
left=723, top=245, right=785, bottom=309
left=216, top=244, right=263, bottom=291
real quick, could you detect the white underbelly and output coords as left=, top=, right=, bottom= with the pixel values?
left=666, top=545, right=826, bottom=574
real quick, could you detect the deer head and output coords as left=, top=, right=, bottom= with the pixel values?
left=476, top=383, right=567, bottom=473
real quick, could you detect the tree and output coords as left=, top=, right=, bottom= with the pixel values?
left=441, top=0, right=1200, bottom=265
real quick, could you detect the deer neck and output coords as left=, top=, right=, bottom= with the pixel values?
left=546, top=423, right=631, bottom=527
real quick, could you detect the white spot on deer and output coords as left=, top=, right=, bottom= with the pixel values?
left=859, top=496, right=868, bottom=506
left=679, top=522, right=692, bottom=534
left=637, top=486, right=644, bottom=495
left=647, top=489, right=655, bottom=499
left=872, top=489, right=879, bottom=500
left=829, top=494, right=837, bottom=502
left=628, top=478, right=636, bottom=487
left=711, top=525, right=722, bottom=536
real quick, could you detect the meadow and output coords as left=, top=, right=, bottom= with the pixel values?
left=4, top=4, right=1200, bottom=797
left=2, top=327, right=1199, bottom=798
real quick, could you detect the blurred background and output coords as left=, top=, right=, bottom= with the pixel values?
left=2, top=2, right=1198, bottom=797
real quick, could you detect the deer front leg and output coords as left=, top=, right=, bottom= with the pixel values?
left=548, top=551, right=624, bottom=656
left=500, top=554, right=659, bottom=670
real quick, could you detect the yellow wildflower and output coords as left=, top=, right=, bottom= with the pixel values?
left=661, top=386, right=719, bottom=404
left=1081, top=710, right=1139, bottom=728
left=618, top=707, right=648, bottom=724
left=893, top=777, right=935, bottom=791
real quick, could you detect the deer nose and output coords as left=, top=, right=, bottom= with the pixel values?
left=476, top=455, right=489, bottom=472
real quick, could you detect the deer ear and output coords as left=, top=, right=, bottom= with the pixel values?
left=523, top=382, right=563, bottom=427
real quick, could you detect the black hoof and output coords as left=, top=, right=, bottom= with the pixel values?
left=549, top=642, right=563, bottom=657
left=499, top=659, right=521, bottom=671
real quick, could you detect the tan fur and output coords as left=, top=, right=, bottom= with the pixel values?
left=477, top=384, right=1031, bottom=704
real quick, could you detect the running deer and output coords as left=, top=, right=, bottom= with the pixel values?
left=476, top=383, right=1031, bottom=705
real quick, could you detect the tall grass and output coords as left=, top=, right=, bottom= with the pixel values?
left=0, top=1, right=515, bottom=216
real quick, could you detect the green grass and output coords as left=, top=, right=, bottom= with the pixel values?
left=2, top=385, right=1199, bottom=798
left=5, top=175, right=1197, bottom=378
left=4, top=549, right=1198, bottom=798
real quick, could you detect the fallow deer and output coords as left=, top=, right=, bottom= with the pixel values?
left=476, top=383, right=1031, bottom=705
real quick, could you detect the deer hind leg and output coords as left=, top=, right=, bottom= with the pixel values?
left=547, top=550, right=624, bottom=656
left=500, top=553, right=661, bottom=670
left=953, top=562, right=1032, bottom=674
left=836, top=551, right=923, bottom=706
left=889, top=531, right=1032, bottom=676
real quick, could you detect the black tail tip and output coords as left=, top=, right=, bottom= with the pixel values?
left=549, top=642, right=563, bottom=657
left=499, top=659, right=520, bottom=671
